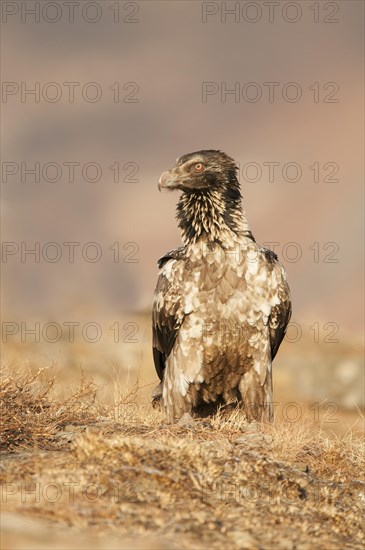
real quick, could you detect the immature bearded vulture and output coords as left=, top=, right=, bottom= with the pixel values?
left=152, top=150, right=291, bottom=423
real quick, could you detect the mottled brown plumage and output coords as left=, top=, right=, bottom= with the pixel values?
left=152, top=150, right=291, bottom=422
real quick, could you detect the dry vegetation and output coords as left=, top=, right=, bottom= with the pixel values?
left=1, top=366, right=364, bottom=550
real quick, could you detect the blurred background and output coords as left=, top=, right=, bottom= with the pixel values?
left=1, top=1, right=364, bottom=427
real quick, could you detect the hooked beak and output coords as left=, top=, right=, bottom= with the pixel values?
left=158, top=170, right=180, bottom=192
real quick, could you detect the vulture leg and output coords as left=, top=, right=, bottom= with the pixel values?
left=238, top=370, right=265, bottom=421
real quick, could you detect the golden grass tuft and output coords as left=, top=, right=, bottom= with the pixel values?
left=0, top=366, right=101, bottom=452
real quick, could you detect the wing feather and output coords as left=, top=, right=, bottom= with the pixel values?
left=152, top=248, right=185, bottom=381
left=261, top=248, right=292, bottom=360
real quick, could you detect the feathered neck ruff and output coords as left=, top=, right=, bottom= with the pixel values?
left=176, top=182, right=254, bottom=246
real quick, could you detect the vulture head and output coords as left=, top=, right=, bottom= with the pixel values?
left=158, top=150, right=240, bottom=195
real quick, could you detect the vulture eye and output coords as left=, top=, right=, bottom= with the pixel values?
left=194, top=163, right=204, bottom=172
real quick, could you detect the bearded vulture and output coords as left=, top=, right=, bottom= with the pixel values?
left=152, top=150, right=291, bottom=423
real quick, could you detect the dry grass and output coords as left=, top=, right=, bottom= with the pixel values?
left=1, top=367, right=364, bottom=549
left=0, top=366, right=102, bottom=452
